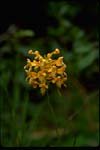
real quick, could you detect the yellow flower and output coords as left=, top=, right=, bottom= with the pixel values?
left=31, top=81, right=39, bottom=88
left=53, top=48, right=60, bottom=54
left=24, top=48, right=67, bottom=95
left=32, top=60, right=40, bottom=69
left=48, top=66, right=56, bottom=79
left=28, top=49, right=34, bottom=54
left=39, top=83, right=48, bottom=95
left=56, top=77, right=67, bottom=88
left=27, top=71, right=37, bottom=79
left=47, top=53, right=52, bottom=59
left=54, top=57, right=64, bottom=66
left=38, top=71, right=47, bottom=82
left=57, top=65, right=66, bottom=75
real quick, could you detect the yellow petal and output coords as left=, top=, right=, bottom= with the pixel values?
left=57, top=66, right=65, bottom=74
left=40, top=87, right=46, bottom=95
left=55, top=57, right=64, bottom=66
left=54, top=48, right=60, bottom=54
left=31, top=81, right=39, bottom=88
left=47, top=53, right=52, bottom=59
left=28, top=49, right=34, bottom=54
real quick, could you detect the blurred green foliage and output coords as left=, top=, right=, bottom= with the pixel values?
left=0, top=1, right=99, bottom=147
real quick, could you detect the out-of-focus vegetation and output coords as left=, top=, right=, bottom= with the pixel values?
left=0, top=1, right=99, bottom=147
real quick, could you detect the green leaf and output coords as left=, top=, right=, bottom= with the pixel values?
left=16, top=30, right=35, bottom=38
left=76, top=135, right=99, bottom=146
left=74, top=42, right=95, bottom=54
left=77, top=50, right=99, bottom=70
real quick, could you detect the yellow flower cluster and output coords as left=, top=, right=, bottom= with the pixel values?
left=24, top=48, right=67, bottom=95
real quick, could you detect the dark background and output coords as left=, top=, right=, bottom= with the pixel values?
left=0, top=0, right=98, bottom=35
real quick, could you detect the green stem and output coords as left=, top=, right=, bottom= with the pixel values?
left=47, top=91, right=60, bottom=141
left=73, top=132, right=78, bottom=147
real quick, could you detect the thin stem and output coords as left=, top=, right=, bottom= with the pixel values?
left=73, top=133, right=78, bottom=147
left=47, top=91, right=60, bottom=140
left=18, top=93, right=29, bottom=146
